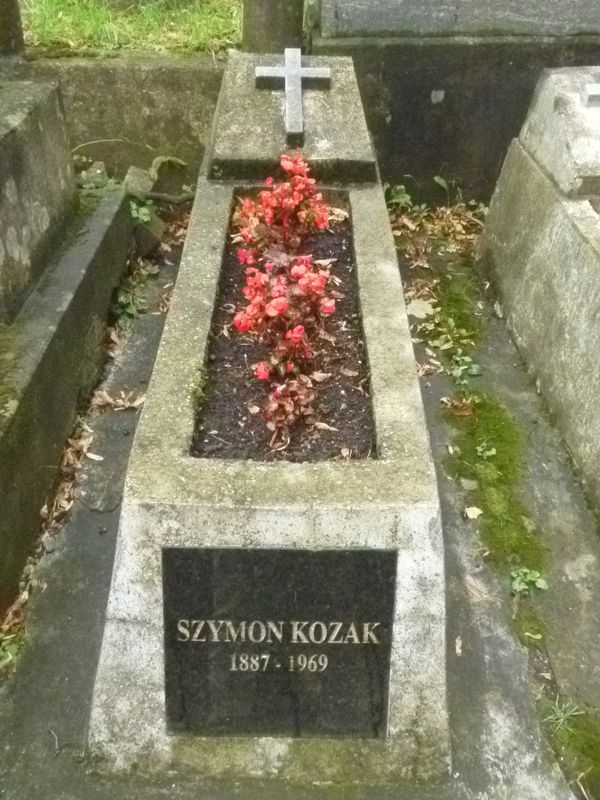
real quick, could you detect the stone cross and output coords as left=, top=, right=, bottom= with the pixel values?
left=255, top=48, right=331, bottom=146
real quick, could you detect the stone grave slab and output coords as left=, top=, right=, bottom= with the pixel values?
left=89, top=50, right=449, bottom=784
left=480, top=66, right=600, bottom=510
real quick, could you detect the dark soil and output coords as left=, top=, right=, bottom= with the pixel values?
left=191, top=214, right=375, bottom=462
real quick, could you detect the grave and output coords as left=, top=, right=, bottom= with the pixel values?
left=479, top=66, right=600, bottom=510
left=89, top=50, right=449, bottom=784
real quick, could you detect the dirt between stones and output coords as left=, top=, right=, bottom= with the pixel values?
left=191, top=215, right=375, bottom=462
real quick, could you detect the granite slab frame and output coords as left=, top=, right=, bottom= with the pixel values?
left=88, top=174, right=449, bottom=782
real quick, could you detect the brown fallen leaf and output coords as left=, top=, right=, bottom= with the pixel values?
left=311, top=371, right=332, bottom=383
left=341, top=367, right=359, bottom=377
left=91, top=390, right=145, bottom=413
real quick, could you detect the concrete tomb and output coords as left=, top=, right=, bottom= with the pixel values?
left=89, top=50, right=449, bottom=784
left=480, top=66, right=600, bottom=510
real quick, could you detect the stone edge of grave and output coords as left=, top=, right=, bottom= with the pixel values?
left=88, top=174, right=450, bottom=782
left=0, top=190, right=132, bottom=612
left=478, top=137, right=600, bottom=508
left=519, top=65, right=600, bottom=198
left=207, top=51, right=378, bottom=184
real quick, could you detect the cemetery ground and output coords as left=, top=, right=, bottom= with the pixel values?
left=1, top=172, right=600, bottom=799
left=21, top=0, right=241, bottom=54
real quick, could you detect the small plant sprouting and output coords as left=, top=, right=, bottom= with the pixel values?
left=511, top=567, right=548, bottom=595
left=111, top=283, right=146, bottom=327
left=384, top=183, right=413, bottom=211
left=130, top=200, right=154, bottom=225
left=544, top=696, right=584, bottom=735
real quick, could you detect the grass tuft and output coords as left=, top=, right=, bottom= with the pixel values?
left=542, top=696, right=600, bottom=798
left=22, top=0, right=241, bottom=53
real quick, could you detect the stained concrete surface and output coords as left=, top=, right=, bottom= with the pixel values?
left=0, top=56, right=224, bottom=178
left=0, top=80, right=75, bottom=319
left=0, top=230, right=595, bottom=798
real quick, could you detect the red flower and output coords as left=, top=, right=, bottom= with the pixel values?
left=286, top=362, right=295, bottom=372
left=236, top=248, right=256, bottom=266
left=233, top=311, right=253, bottom=333
left=285, top=325, right=305, bottom=345
left=291, top=262, right=307, bottom=279
left=265, top=297, right=289, bottom=317
left=253, top=362, right=271, bottom=381
left=320, top=297, right=336, bottom=315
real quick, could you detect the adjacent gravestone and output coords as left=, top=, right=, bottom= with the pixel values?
left=479, top=67, right=600, bottom=509
left=319, top=0, right=600, bottom=38
left=89, top=50, right=449, bottom=784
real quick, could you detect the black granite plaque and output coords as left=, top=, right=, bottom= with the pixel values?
left=162, top=547, right=397, bottom=737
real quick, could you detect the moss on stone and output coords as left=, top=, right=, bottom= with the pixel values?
left=435, top=264, right=482, bottom=344
left=448, top=394, right=545, bottom=570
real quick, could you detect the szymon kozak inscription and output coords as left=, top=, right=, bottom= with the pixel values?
left=163, top=548, right=396, bottom=736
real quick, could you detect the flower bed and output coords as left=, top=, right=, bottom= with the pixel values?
left=192, top=154, right=375, bottom=461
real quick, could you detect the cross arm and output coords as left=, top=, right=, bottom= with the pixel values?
left=255, top=65, right=286, bottom=89
left=300, top=67, right=331, bottom=89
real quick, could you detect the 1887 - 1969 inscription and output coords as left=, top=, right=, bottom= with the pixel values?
left=162, top=548, right=397, bottom=737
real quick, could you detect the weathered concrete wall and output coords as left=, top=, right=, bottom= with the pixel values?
left=0, top=81, right=75, bottom=319
left=313, top=35, right=600, bottom=200
left=479, top=66, right=600, bottom=509
left=320, top=0, right=600, bottom=38
left=0, top=56, right=223, bottom=178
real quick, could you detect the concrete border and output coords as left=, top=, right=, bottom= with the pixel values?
left=0, top=191, right=131, bottom=612
left=89, top=175, right=449, bottom=782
